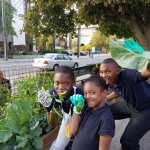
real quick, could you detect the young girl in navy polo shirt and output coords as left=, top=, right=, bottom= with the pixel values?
left=70, top=76, right=115, bottom=150
left=100, top=58, right=150, bottom=150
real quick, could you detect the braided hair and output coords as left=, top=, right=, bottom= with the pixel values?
left=83, top=75, right=108, bottom=91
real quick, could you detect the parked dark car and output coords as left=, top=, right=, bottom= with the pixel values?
left=93, top=50, right=101, bottom=54
left=74, top=51, right=87, bottom=56
left=62, top=50, right=72, bottom=56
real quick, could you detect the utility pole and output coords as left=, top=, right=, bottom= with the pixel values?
left=2, top=0, right=8, bottom=61
left=77, top=23, right=81, bottom=58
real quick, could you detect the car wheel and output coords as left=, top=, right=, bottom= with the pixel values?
left=53, top=64, right=59, bottom=71
left=73, top=63, right=78, bottom=68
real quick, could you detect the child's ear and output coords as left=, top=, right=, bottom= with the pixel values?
left=72, top=79, right=75, bottom=85
left=102, top=90, right=108, bottom=98
left=116, top=68, right=120, bottom=75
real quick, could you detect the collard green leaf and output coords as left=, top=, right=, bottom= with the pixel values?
left=30, top=117, right=39, bottom=130
left=0, top=143, right=7, bottom=150
left=32, top=136, right=43, bottom=148
left=14, top=141, right=27, bottom=149
left=20, top=126, right=29, bottom=136
left=16, top=135, right=27, bottom=142
left=55, top=99, right=62, bottom=103
left=0, top=125, right=12, bottom=142
left=109, top=38, right=150, bottom=72
left=31, top=126, right=42, bottom=136
left=22, top=141, right=33, bottom=150
left=21, top=111, right=30, bottom=124
left=6, top=139, right=19, bottom=150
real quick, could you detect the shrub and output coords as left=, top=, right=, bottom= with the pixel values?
left=57, top=50, right=62, bottom=54
left=8, top=51, right=15, bottom=55
left=28, top=52, right=33, bottom=55
left=13, top=45, right=30, bottom=52
left=14, top=52, right=22, bottom=55
left=22, top=52, right=27, bottom=55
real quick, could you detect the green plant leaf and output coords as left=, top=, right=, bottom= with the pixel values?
left=55, top=99, right=62, bottom=103
left=16, top=135, right=27, bottom=142
left=30, top=117, right=39, bottom=130
left=109, top=38, right=150, bottom=72
left=14, top=140, right=27, bottom=149
left=0, top=125, right=12, bottom=142
left=49, top=113, right=53, bottom=121
left=6, top=139, right=19, bottom=150
left=21, top=111, right=30, bottom=124
left=22, top=141, right=33, bottom=150
left=31, top=126, right=42, bottom=136
left=32, top=136, right=43, bottom=148
left=20, top=126, right=29, bottom=136
left=0, top=143, right=7, bottom=150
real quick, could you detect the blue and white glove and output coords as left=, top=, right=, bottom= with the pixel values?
left=70, top=94, right=84, bottom=114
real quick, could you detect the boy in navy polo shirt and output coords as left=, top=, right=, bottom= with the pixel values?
left=100, top=58, right=150, bottom=150
left=70, top=76, right=115, bottom=150
left=38, top=66, right=83, bottom=150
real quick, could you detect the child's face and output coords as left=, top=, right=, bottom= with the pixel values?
left=83, top=81, right=107, bottom=110
left=99, top=63, right=120, bottom=84
left=54, top=73, right=75, bottom=99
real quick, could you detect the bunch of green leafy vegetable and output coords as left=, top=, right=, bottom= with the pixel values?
left=109, top=38, right=150, bottom=72
left=0, top=98, right=43, bottom=150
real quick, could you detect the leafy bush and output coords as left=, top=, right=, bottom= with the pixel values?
left=8, top=51, right=15, bottom=55
left=22, top=52, right=27, bottom=55
left=28, top=52, right=34, bottom=55
left=38, top=51, right=54, bottom=54
left=57, top=50, right=62, bottom=54
left=0, top=99, right=43, bottom=150
left=13, top=45, right=30, bottom=52
left=14, top=52, right=22, bottom=55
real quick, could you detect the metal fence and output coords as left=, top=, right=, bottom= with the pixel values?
left=0, top=63, right=100, bottom=102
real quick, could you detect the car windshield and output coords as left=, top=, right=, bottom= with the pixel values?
left=43, top=54, right=55, bottom=59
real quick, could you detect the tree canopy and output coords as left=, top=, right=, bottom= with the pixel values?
left=0, top=0, right=17, bottom=36
left=23, top=0, right=150, bottom=50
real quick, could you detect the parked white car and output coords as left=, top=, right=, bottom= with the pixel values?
left=33, top=53, right=78, bottom=70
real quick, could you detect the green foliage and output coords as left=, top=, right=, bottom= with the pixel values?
left=0, top=99, right=43, bottom=149
left=14, top=72, right=54, bottom=114
left=46, top=36, right=54, bottom=51
left=109, top=38, right=150, bottom=72
left=22, top=52, right=27, bottom=55
left=20, top=1, right=77, bottom=38
left=88, top=31, right=110, bottom=50
left=57, top=50, right=62, bottom=54
left=8, top=51, right=22, bottom=55
left=61, top=46, right=65, bottom=50
left=0, top=0, right=17, bottom=36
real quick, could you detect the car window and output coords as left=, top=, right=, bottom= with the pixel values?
left=57, top=55, right=64, bottom=60
left=43, top=54, right=55, bottom=59
left=64, top=55, right=70, bottom=60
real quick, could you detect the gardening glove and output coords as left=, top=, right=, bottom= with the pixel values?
left=123, top=38, right=145, bottom=54
left=70, top=94, right=84, bottom=114
left=38, top=89, right=53, bottom=107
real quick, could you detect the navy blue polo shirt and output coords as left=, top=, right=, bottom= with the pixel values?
left=46, top=86, right=84, bottom=114
left=110, top=69, right=150, bottom=111
left=71, top=105, right=115, bottom=150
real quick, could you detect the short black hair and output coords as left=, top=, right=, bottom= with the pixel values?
left=83, top=75, right=108, bottom=91
left=92, top=67, right=99, bottom=76
left=54, top=66, right=74, bottom=80
left=101, top=58, right=119, bottom=68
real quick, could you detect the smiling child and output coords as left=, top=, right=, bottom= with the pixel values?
left=70, top=76, right=115, bottom=150
left=100, top=58, right=150, bottom=150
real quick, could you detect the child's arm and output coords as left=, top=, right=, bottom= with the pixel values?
left=69, top=112, right=81, bottom=136
left=99, top=135, right=112, bottom=150
left=106, top=92, right=118, bottom=101
left=47, top=108, right=58, bottom=128
left=141, top=63, right=150, bottom=78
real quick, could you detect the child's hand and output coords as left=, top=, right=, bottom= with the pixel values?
left=70, top=94, right=84, bottom=114
left=38, top=89, right=53, bottom=107
left=123, top=38, right=145, bottom=54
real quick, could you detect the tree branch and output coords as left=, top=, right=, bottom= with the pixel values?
left=147, top=10, right=150, bottom=24
left=108, top=5, right=131, bottom=27
left=134, top=10, right=146, bottom=26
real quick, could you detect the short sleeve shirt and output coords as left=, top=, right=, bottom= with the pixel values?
left=71, top=105, right=115, bottom=150
left=110, top=69, right=150, bottom=111
left=46, top=86, right=84, bottom=114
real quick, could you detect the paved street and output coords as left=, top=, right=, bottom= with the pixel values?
left=0, top=54, right=111, bottom=67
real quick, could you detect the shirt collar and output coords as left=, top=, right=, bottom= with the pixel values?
left=85, top=104, right=109, bottom=116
